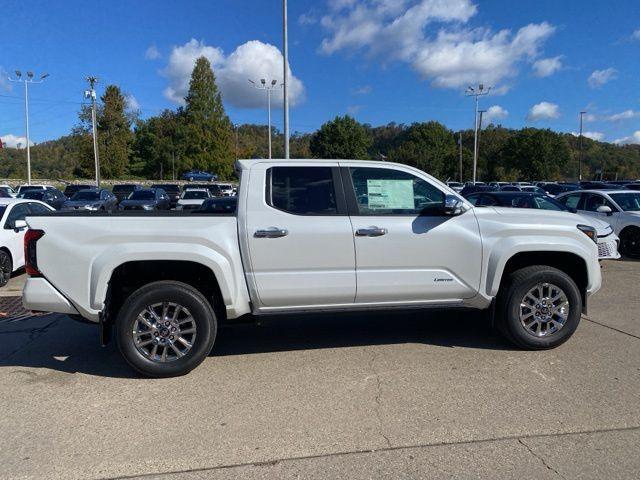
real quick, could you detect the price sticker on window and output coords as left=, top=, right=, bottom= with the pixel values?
left=367, top=179, right=414, bottom=210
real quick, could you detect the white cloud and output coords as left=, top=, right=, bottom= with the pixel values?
left=527, top=101, right=560, bottom=121
left=145, top=45, right=161, bottom=60
left=353, top=85, right=372, bottom=95
left=571, top=131, right=604, bottom=141
left=588, top=68, right=617, bottom=88
left=631, top=29, right=640, bottom=41
left=318, top=1, right=556, bottom=90
left=163, top=39, right=304, bottom=109
left=347, top=105, right=364, bottom=115
left=605, top=109, right=640, bottom=122
left=532, top=55, right=562, bottom=77
left=0, top=67, right=11, bottom=92
left=298, top=12, right=317, bottom=25
left=613, top=131, right=640, bottom=145
left=483, top=105, right=508, bottom=124
left=125, top=94, right=140, bottom=112
left=583, top=113, right=597, bottom=122
left=1, top=134, right=33, bottom=148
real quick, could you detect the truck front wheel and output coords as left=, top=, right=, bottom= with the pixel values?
left=497, top=266, right=582, bottom=350
left=115, top=281, right=217, bottom=377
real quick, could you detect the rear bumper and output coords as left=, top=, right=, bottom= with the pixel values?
left=22, top=277, right=80, bottom=316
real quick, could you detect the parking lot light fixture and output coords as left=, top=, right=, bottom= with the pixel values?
left=249, top=78, right=282, bottom=159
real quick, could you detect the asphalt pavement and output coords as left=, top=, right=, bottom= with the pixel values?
left=0, top=260, right=638, bottom=479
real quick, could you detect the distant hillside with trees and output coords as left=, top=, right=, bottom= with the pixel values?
left=1, top=56, right=639, bottom=182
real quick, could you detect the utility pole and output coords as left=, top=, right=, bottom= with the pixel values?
left=172, top=148, right=176, bottom=181
left=283, top=0, right=290, bottom=159
left=458, top=131, right=463, bottom=182
left=233, top=124, right=239, bottom=161
left=578, top=111, right=586, bottom=182
left=85, top=76, right=100, bottom=187
left=465, top=84, right=491, bottom=184
left=249, top=79, right=281, bottom=159
left=476, top=109, right=486, bottom=180
left=8, top=71, right=49, bottom=185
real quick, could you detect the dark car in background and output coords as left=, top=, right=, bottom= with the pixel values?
left=623, top=183, right=640, bottom=191
left=61, top=188, right=118, bottom=211
left=22, top=188, right=67, bottom=210
left=154, top=184, right=181, bottom=207
left=542, top=183, right=580, bottom=197
left=460, top=184, right=495, bottom=197
left=119, top=188, right=170, bottom=211
left=465, top=191, right=572, bottom=211
left=112, top=184, right=142, bottom=202
left=195, top=196, right=237, bottom=214
left=579, top=181, right=627, bottom=190
left=182, top=170, right=217, bottom=182
left=63, top=184, right=94, bottom=198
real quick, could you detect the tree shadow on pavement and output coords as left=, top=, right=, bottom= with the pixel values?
left=0, top=309, right=516, bottom=379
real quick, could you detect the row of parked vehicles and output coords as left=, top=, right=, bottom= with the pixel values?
left=446, top=180, right=640, bottom=259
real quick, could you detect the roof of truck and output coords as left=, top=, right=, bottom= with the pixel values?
left=235, top=158, right=406, bottom=170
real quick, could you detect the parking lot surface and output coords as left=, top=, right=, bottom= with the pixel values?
left=1, top=260, right=639, bottom=479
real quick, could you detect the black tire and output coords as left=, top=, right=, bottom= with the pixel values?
left=116, top=281, right=217, bottom=377
left=0, top=251, right=12, bottom=288
left=619, top=227, right=640, bottom=259
left=496, top=265, right=582, bottom=350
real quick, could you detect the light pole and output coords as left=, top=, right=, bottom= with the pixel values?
left=249, top=79, right=282, bottom=159
left=8, top=71, right=49, bottom=185
left=579, top=111, right=586, bottom=182
left=465, top=84, right=491, bottom=184
left=283, top=0, right=290, bottom=159
left=85, top=76, right=100, bottom=187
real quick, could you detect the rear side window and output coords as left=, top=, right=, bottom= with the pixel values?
left=267, top=167, right=338, bottom=215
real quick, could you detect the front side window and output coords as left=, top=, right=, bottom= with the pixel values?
left=584, top=193, right=616, bottom=212
left=267, top=167, right=338, bottom=215
left=349, top=167, right=444, bottom=215
left=4, top=204, right=30, bottom=229
left=558, top=193, right=582, bottom=209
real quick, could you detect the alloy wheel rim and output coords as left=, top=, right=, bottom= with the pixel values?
left=519, top=283, right=569, bottom=337
left=0, top=255, right=10, bottom=282
left=132, top=302, right=196, bottom=363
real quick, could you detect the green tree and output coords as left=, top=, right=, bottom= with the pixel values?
left=133, top=110, right=182, bottom=179
left=310, top=115, right=371, bottom=159
left=389, top=121, right=457, bottom=179
left=180, top=56, right=234, bottom=179
left=97, top=85, right=133, bottom=178
left=503, top=128, right=570, bottom=180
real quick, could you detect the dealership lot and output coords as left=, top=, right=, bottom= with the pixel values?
left=1, top=260, right=639, bottom=480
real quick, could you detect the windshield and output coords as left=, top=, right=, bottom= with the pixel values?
left=130, top=191, right=155, bottom=200
left=0, top=206, right=6, bottom=218
left=610, top=192, right=640, bottom=212
left=71, top=191, right=99, bottom=201
left=183, top=191, right=208, bottom=199
left=509, top=195, right=566, bottom=211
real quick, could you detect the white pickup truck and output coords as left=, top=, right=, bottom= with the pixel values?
left=23, top=160, right=602, bottom=377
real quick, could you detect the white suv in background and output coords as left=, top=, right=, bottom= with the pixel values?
left=556, top=190, right=640, bottom=258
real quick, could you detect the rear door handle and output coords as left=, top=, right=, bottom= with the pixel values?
left=254, top=227, right=289, bottom=238
left=355, top=226, right=387, bottom=237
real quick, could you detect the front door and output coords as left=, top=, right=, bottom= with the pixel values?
left=244, top=163, right=356, bottom=309
left=4, top=203, right=30, bottom=269
left=342, top=164, right=482, bottom=304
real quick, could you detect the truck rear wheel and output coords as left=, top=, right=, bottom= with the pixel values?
left=115, top=281, right=217, bottom=377
left=496, top=266, right=582, bottom=350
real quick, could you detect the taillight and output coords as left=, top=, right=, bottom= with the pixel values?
left=24, top=229, right=45, bottom=277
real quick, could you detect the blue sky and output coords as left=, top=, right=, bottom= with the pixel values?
left=1, top=0, right=639, bottom=147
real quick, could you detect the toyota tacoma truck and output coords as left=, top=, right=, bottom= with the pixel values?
left=22, top=160, right=602, bottom=377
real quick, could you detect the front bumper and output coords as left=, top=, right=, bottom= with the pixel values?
left=22, top=277, right=80, bottom=316
left=597, top=233, right=621, bottom=260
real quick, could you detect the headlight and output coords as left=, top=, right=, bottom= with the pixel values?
left=577, top=224, right=597, bottom=243
left=142, top=204, right=154, bottom=210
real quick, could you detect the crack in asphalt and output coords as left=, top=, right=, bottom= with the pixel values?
left=0, top=316, right=61, bottom=362
left=367, top=346, right=392, bottom=449
left=584, top=317, right=640, bottom=340
left=518, top=437, right=565, bottom=479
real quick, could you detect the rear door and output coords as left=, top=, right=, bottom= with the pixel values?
left=244, top=163, right=356, bottom=309
left=342, top=164, right=482, bottom=304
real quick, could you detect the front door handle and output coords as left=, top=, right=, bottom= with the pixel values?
left=254, top=227, right=289, bottom=238
left=355, top=226, right=387, bottom=237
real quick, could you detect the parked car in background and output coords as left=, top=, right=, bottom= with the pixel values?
left=176, top=189, right=210, bottom=210
left=21, top=188, right=67, bottom=210
left=63, top=184, right=94, bottom=198
left=154, top=184, right=181, bottom=208
left=119, top=188, right=170, bottom=211
left=112, top=184, right=142, bottom=202
left=488, top=181, right=510, bottom=189
left=446, top=181, right=464, bottom=193
left=0, top=190, right=12, bottom=198
left=195, top=196, right=237, bottom=214
left=542, top=183, right=580, bottom=197
left=183, top=183, right=221, bottom=196
left=500, top=185, right=521, bottom=192
left=216, top=183, right=235, bottom=196
left=183, top=170, right=217, bottom=182
left=61, top=189, right=118, bottom=212
left=579, top=181, right=627, bottom=190
left=556, top=190, right=640, bottom=258
left=0, top=185, right=17, bottom=197
left=460, top=184, right=495, bottom=197
left=0, top=198, right=54, bottom=286
left=520, top=185, right=547, bottom=194
left=624, top=183, right=640, bottom=191
left=465, top=191, right=620, bottom=260
left=17, top=185, right=56, bottom=196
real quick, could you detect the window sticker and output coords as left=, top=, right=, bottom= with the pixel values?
left=366, top=179, right=414, bottom=210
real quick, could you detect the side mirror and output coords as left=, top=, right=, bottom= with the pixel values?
left=568, top=207, right=578, bottom=213
left=596, top=205, right=613, bottom=216
left=443, top=195, right=464, bottom=216
left=13, top=219, right=27, bottom=232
